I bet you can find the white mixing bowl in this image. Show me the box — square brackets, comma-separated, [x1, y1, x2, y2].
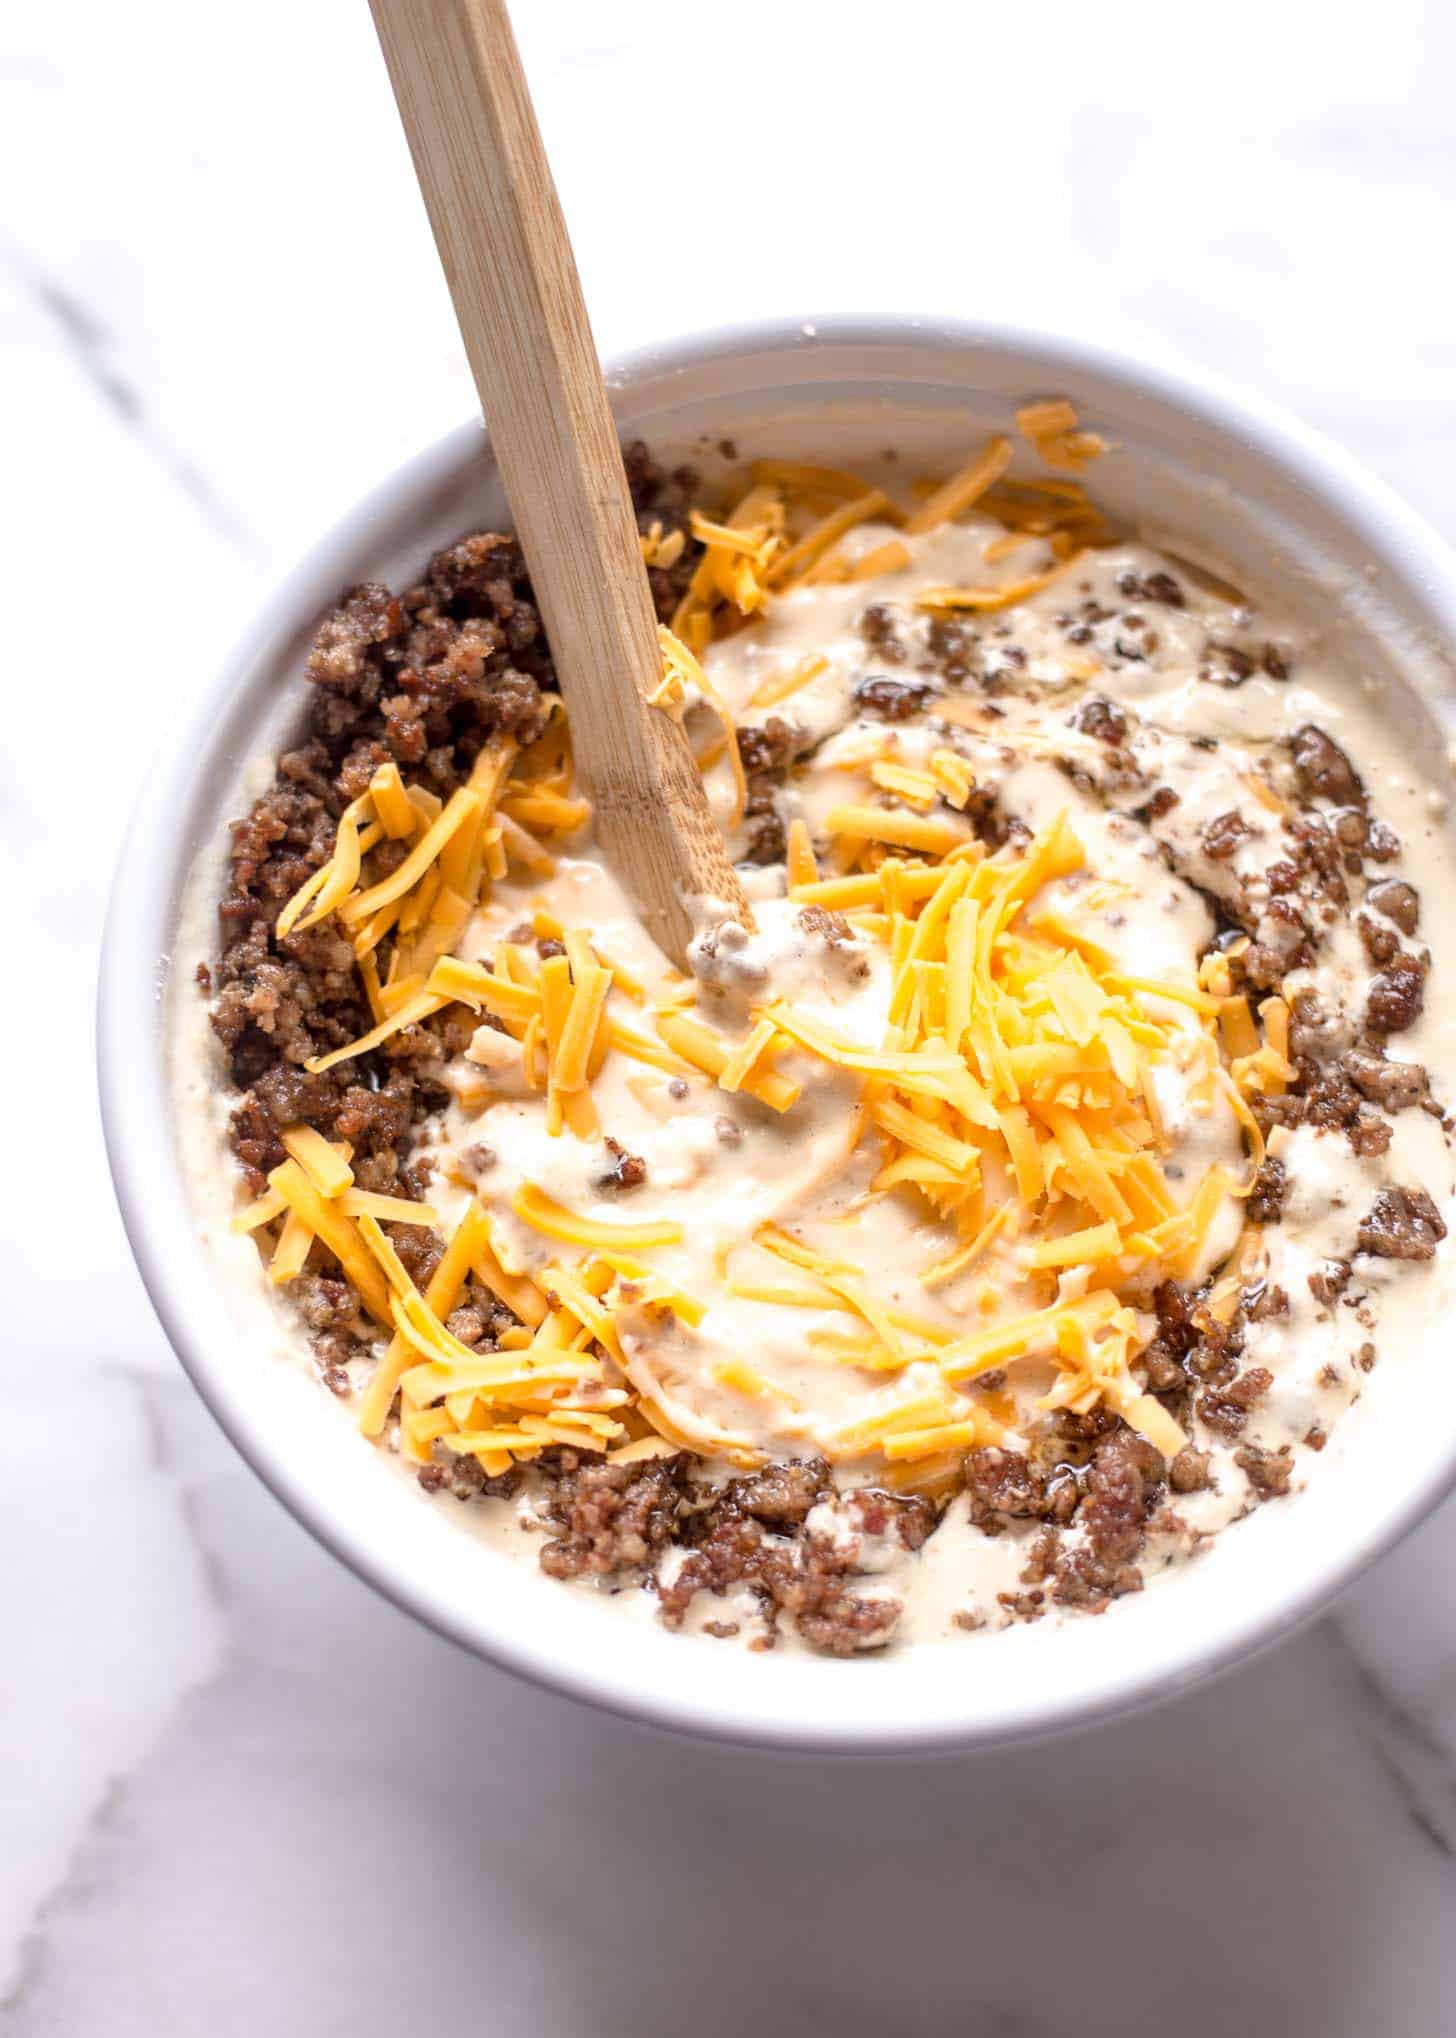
[100, 314, 1456, 1751]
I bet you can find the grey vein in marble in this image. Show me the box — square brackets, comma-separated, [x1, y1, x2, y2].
[15, 261, 256, 552]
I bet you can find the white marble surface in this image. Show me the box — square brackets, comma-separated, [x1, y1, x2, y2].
[6, 0, 1456, 2027]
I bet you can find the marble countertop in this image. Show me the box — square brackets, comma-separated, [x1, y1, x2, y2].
[7, 0, 1456, 2027]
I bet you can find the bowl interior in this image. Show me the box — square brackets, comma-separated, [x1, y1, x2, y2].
[105, 319, 1456, 1751]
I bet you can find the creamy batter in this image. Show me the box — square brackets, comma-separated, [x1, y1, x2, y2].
[177, 463, 1456, 1652]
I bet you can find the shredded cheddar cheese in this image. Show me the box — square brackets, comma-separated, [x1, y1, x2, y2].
[511, 1184, 684, 1251]
[1015, 396, 1109, 472]
[656, 626, 747, 826]
[904, 438, 1013, 536]
[749, 653, 829, 710]
[280, 1125, 354, 1199]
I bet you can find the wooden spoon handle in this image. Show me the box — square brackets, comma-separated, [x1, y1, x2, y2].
[367, 0, 751, 964]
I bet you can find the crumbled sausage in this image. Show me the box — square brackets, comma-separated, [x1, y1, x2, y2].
[1202, 810, 1251, 861]
[655, 1482, 931, 1655]
[1365, 879, 1420, 935]
[211, 520, 563, 1203]
[730, 1458, 830, 1525]
[858, 602, 908, 664]
[1135, 786, 1180, 822]
[1247, 1157, 1287, 1225]
[1365, 953, 1427, 1036]
[1332, 809, 1368, 854]
[1365, 817, 1402, 863]
[1288, 988, 1350, 1063]
[595, 1136, 647, 1191]
[1197, 1366, 1273, 1439]
[1169, 1447, 1212, 1493]
[852, 672, 936, 720]
[735, 715, 807, 867]
[1308, 1260, 1352, 1306]
[964, 1447, 1052, 1525]
[1357, 1186, 1447, 1261]
[1204, 642, 1256, 686]
[443, 1305, 489, 1348]
[1291, 724, 1363, 806]
[539, 1457, 690, 1578]
[1068, 695, 1129, 745]
[735, 717, 798, 775]
[1243, 896, 1314, 988]
[305, 584, 403, 691]
[1260, 1053, 1402, 1160]
[1235, 1443, 1294, 1498]
[1358, 913, 1400, 967]
[1349, 1114, 1393, 1157]
[926, 615, 975, 679]
[1246, 1281, 1290, 1321]
[1343, 1046, 1429, 1111]
[1051, 1430, 1166, 1607]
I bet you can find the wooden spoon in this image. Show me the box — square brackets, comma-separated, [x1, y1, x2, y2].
[367, 0, 753, 966]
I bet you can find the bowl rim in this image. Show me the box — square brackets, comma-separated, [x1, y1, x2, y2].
[99, 310, 1456, 1752]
